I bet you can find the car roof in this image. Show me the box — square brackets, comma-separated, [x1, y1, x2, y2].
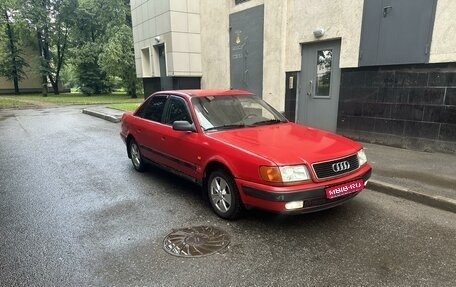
[153, 89, 254, 98]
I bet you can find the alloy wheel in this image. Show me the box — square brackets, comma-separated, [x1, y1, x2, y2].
[129, 140, 144, 172]
[210, 176, 232, 213]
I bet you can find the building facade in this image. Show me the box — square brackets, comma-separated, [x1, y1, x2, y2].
[0, 46, 42, 94]
[131, 0, 456, 153]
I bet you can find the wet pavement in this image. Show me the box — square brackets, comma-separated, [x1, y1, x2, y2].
[1, 106, 455, 286]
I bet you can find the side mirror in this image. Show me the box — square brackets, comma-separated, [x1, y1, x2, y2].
[172, 121, 196, 132]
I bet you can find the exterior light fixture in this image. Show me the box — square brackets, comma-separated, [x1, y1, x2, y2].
[313, 28, 325, 38]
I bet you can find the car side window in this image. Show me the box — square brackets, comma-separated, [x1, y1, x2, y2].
[164, 96, 192, 125]
[136, 95, 168, 123]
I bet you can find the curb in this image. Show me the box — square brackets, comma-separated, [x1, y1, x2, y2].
[368, 179, 456, 213]
[82, 109, 121, 123]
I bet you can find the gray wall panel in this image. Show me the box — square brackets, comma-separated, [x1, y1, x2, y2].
[359, 0, 437, 66]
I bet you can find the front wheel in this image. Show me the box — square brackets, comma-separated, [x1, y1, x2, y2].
[207, 170, 242, 220]
[129, 139, 145, 172]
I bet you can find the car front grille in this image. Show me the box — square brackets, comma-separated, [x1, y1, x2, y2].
[312, 154, 359, 179]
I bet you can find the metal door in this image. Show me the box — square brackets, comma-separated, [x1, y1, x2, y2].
[297, 40, 341, 132]
[229, 5, 264, 97]
[157, 45, 172, 90]
[359, 0, 437, 66]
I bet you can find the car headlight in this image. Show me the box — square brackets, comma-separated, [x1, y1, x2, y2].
[260, 165, 311, 183]
[357, 149, 367, 166]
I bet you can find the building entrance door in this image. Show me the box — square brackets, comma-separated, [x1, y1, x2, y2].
[297, 40, 341, 132]
[157, 44, 172, 90]
[296, 40, 340, 132]
[229, 5, 264, 97]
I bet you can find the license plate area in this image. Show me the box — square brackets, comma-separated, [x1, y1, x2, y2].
[325, 179, 364, 199]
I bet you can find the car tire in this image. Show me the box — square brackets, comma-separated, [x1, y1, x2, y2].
[129, 139, 145, 172]
[207, 169, 242, 220]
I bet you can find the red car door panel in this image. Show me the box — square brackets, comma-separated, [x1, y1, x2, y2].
[131, 118, 163, 163]
[160, 128, 202, 179]
[131, 94, 169, 164]
[157, 95, 201, 178]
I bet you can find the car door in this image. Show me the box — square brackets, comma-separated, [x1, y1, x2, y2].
[133, 94, 169, 163]
[160, 95, 202, 179]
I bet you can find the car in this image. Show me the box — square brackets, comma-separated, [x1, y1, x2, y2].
[120, 89, 372, 219]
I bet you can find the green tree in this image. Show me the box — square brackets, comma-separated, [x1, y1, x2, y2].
[61, 0, 139, 96]
[0, 0, 29, 94]
[99, 24, 138, 98]
[23, 0, 77, 95]
[72, 42, 111, 95]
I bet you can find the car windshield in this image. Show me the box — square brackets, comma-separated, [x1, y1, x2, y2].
[192, 95, 287, 131]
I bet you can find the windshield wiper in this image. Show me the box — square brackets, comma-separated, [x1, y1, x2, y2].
[249, 119, 285, 126]
[204, 124, 246, 131]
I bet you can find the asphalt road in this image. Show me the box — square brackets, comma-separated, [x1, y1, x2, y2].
[1, 106, 455, 287]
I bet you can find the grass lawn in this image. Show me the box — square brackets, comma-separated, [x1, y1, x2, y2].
[107, 102, 141, 111]
[0, 97, 37, 109]
[0, 92, 144, 109]
[18, 93, 144, 104]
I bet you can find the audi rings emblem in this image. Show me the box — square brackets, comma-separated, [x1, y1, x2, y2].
[332, 161, 350, 172]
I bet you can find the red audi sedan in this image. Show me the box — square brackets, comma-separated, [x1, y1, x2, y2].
[120, 89, 371, 219]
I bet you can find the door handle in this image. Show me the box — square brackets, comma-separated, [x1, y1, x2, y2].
[383, 6, 392, 17]
[306, 80, 313, 97]
[137, 128, 142, 133]
[243, 69, 249, 85]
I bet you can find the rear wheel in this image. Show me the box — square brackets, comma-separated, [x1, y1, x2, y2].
[129, 139, 145, 172]
[207, 170, 242, 220]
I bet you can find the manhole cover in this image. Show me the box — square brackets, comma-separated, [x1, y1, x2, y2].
[163, 226, 230, 258]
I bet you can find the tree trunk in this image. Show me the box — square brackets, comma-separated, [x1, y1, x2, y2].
[125, 72, 137, 98]
[130, 87, 137, 98]
[13, 78, 19, 95]
[50, 78, 59, 95]
[51, 28, 69, 96]
[41, 75, 48, 97]
[4, 10, 20, 94]
[40, 70, 48, 97]
[36, 31, 48, 97]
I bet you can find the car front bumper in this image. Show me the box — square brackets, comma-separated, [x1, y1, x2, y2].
[236, 165, 372, 213]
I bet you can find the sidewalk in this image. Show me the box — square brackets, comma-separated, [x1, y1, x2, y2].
[364, 142, 456, 213]
[82, 105, 124, 123]
[82, 105, 456, 213]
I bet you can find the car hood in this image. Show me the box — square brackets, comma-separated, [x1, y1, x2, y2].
[207, 123, 361, 165]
